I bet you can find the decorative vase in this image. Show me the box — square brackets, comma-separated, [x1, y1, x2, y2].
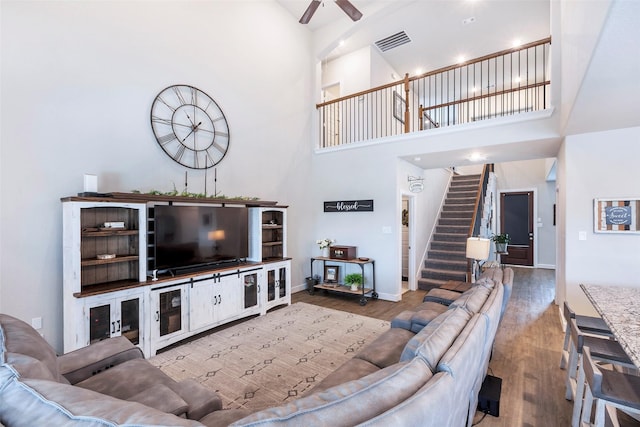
[495, 243, 508, 253]
[321, 247, 330, 258]
[350, 284, 359, 291]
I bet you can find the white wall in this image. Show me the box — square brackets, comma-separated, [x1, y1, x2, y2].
[321, 47, 371, 94]
[494, 159, 557, 268]
[0, 0, 314, 351]
[558, 126, 640, 316]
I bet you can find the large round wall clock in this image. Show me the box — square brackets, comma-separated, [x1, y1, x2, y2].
[150, 84, 230, 169]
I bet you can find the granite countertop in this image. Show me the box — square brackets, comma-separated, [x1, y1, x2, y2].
[581, 284, 640, 368]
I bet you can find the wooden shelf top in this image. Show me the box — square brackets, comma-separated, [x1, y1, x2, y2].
[62, 192, 285, 208]
[311, 256, 374, 264]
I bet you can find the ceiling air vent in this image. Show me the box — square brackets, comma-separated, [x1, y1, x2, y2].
[375, 31, 411, 52]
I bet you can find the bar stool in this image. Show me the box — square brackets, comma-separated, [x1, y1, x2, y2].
[560, 301, 613, 370]
[565, 318, 634, 402]
[574, 346, 640, 427]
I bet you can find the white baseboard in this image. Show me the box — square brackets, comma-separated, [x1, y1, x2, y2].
[536, 264, 556, 270]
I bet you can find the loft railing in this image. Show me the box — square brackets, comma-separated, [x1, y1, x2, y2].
[317, 37, 551, 148]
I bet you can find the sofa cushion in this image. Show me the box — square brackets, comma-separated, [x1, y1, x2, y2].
[5, 352, 59, 381]
[0, 365, 203, 426]
[358, 372, 458, 427]
[173, 378, 223, 420]
[436, 314, 487, 424]
[409, 305, 450, 333]
[201, 409, 254, 427]
[422, 288, 462, 305]
[75, 357, 221, 419]
[449, 285, 492, 314]
[127, 383, 190, 416]
[311, 357, 380, 394]
[354, 327, 415, 368]
[400, 307, 472, 371]
[390, 310, 414, 330]
[0, 314, 66, 383]
[230, 357, 433, 427]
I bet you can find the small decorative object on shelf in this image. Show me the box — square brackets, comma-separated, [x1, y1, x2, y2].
[344, 273, 363, 291]
[316, 238, 334, 257]
[491, 233, 510, 253]
[330, 245, 357, 260]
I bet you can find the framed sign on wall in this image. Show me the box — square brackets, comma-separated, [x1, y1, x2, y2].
[594, 198, 640, 233]
[324, 200, 374, 213]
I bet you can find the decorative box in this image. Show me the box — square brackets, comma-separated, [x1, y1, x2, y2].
[330, 245, 357, 260]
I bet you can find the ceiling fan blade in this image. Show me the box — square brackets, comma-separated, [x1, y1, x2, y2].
[335, 0, 363, 22]
[299, 0, 321, 24]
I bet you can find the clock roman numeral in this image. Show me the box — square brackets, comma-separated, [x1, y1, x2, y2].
[151, 115, 172, 126]
[173, 144, 186, 162]
[190, 87, 197, 105]
[173, 87, 187, 106]
[158, 133, 177, 145]
[156, 95, 176, 113]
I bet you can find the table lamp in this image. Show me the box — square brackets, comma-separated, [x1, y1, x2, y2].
[466, 237, 490, 282]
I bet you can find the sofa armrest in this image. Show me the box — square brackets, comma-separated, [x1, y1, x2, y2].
[57, 336, 144, 384]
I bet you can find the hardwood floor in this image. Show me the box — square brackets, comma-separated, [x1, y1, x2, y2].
[293, 267, 572, 426]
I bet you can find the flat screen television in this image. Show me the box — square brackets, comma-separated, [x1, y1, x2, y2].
[154, 205, 249, 272]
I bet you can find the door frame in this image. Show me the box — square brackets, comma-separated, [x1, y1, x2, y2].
[400, 191, 417, 291]
[498, 187, 537, 267]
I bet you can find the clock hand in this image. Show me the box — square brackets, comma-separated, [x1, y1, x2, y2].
[180, 122, 202, 143]
[184, 111, 196, 126]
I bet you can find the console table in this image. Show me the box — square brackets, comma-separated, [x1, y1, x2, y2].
[309, 257, 378, 306]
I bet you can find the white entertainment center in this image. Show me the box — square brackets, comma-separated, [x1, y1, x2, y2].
[62, 194, 290, 358]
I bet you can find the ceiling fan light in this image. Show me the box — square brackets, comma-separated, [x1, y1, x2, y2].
[299, 0, 321, 24]
[335, 0, 363, 22]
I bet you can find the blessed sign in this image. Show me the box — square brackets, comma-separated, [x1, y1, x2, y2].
[324, 200, 374, 213]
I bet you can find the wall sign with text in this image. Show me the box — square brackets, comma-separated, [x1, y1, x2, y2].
[324, 200, 374, 213]
[594, 198, 640, 233]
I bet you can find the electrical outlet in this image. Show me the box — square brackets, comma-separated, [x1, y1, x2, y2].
[32, 317, 42, 330]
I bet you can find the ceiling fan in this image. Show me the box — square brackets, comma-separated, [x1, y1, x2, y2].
[299, 0, 363, 24]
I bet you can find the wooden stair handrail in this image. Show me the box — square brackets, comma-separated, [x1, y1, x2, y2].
[466, 164, 493, 281]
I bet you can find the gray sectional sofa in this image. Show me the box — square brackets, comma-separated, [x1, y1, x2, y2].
[0, 267, 513, 426]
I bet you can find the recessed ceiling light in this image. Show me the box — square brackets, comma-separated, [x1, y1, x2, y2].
[339, 40, 345, 47]
[415, 68, 423, 75]
[457, 55, 466, 64]
[512, 38, 522, 47]
[414, 156, 422, 161]
[467, 153, 487, 162]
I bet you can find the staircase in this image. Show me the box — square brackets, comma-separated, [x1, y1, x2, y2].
[418, 174, 482, 290]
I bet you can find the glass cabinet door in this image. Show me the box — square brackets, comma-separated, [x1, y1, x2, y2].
[267, 269, 276, 302]
[89, 304, 112, 344]
[277, 267, 287, 299]
[159, 289, 182, 337]
[244, 273, 258, 309]
[119, 298, 140, 345]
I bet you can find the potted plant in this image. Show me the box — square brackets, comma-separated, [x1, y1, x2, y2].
[491, 233, 510, 253]
[344, 273, 363, 291]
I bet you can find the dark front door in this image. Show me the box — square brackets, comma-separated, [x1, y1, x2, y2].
[500, 191, 534, 266]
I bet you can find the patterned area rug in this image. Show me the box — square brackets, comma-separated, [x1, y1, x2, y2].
[150, 302, 389, 412]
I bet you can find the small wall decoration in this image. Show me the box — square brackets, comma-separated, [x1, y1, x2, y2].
[393, 91, 405, 123]
[324, 200, 374, 213]
[594, 198, 640, 233]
